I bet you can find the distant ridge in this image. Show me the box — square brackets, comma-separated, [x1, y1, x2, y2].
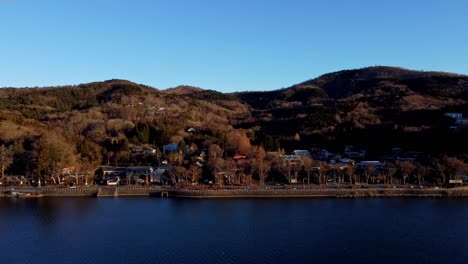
[235, 66, 468, 109]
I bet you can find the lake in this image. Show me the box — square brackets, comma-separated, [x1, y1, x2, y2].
[0, 198, 467, 264]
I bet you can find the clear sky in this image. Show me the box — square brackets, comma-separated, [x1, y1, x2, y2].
[1, 0, 467, 92]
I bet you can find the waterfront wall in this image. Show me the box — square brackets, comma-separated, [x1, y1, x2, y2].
[0, 187, 159, 198]
[1, 186, 468, 198]
[167, 187, 468, 199]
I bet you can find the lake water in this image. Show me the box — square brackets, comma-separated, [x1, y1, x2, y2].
[0, 198, 467, 264]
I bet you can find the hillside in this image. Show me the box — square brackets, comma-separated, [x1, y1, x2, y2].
[233, 66, 468, 154]
[0, 66, 467, 180]
[236, 66, 468, 109]
[0, 79, 251, 177]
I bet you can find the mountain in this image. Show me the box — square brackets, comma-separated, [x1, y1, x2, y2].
[0, 66, 467, 171]
[232, 66, 468, 154]
[0, 79, 249, 146]
[236, 66, 468, 109]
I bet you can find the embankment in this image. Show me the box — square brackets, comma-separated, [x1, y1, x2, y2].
[1, 186, 468, 199]
[167, 187, 468, 199]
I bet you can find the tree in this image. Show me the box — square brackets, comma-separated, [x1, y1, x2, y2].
[362, 165, 377, 184]
[206, 144, 228, 185]
[312, 160, 329, 185]
[226, 159, 238, 185]
[37, 133, 77, 185]
[291, 162, 302, 184]
[384, 162, 398, 185]
[329, 166, 341, 184]
[342, 164, 356, 184]
[281, 159, 293, 184]
[398, 161, 416, 184]
[444, 157, 464, 181]
[414, 163, 429, 185]
[174, 165, 187, 185]
[208, 157, 226, 186]
[301, 156, 314, 184]
[433, 158, 447, 184]
[77, 140, 102, 185]
[187, 165, 202, 184]
[252, 146, 270, 186]
[226, 130, 251, 154]
[0, 144, 14, 181]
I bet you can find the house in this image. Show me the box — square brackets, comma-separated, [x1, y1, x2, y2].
[345, 150, 365, 158]
[338, 158, 355, 165]
[457, 173, 468, 183]
[163, 143, 178, 153]
[445, 112, 463, 120]
[281, 155, 303, 166]
[356, 161, 384, 169]
[143, 147, 157, 154]
[158, 164, 173, 171]
[293, 150, 311, 156]
[99, 167, 127, 179]
[126, 166, 154, 184]
[445, 113, 467, 128]
[126, 166, 154, 175]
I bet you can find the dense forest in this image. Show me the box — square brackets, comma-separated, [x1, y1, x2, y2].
[0, 66, 467, 186]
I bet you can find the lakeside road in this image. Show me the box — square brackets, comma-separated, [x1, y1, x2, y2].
[1, 186, 468, 198]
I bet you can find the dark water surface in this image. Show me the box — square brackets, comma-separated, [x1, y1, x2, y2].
[0, 198, 467, 264]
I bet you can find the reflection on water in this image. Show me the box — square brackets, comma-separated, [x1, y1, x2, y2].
[0, 198, 467, 264]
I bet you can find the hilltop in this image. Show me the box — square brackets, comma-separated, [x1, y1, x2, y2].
[235, 66, 468, 109]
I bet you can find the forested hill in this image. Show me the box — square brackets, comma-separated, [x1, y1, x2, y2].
[235, 66, 468, 109]
[232, 66, 468, 155]
[0, 79, 251, 177]
[0, 66, 467, 178]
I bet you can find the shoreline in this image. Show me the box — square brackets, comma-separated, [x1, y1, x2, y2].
[1, 186, 468, 199]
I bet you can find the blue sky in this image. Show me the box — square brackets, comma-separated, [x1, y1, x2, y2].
[1, 0, 467, 92]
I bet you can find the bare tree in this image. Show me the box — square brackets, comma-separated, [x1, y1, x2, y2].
[187, 165, 202, 185]
[281, 159, 293, 184]
[312, 160, 329, 185]
[0, 144, 14, 182]
[398, 161, 416, 184]
[37, 133, 77, 185]
[384, 162, 398, 185]
[252, 146, 270, 186]
[444, 157, 464, 181]
[174, 165, 187, 185]
[433, 159, 447, 184]
[342, 164, 356, 184]
[301, 156, 314, 184]
[414, 163, 429, 185]
[208, 144, 229, 185]
[362, 165, 377, 184]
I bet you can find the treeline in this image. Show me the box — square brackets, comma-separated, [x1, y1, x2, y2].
[168, 148, 466, 187]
